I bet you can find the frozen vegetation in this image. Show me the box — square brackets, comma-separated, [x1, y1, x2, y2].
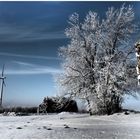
[57, 4, 137, 115]
[0, 112, 140, 139]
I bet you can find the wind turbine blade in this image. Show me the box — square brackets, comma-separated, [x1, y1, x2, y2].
[3, 80, 6, 87]
[2, 64, 5, 77]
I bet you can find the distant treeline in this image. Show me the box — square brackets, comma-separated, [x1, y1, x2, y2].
[0, 107, 37, 114]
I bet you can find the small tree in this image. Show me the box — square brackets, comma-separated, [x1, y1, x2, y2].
[57, 4, 137, 115]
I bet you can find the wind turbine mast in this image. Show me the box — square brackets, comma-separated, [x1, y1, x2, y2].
[0, 64, 6, 108]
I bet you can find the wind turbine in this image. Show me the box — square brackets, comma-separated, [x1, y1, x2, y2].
[0, 65, 6, 108]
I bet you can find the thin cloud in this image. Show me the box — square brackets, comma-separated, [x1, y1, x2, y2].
[5, 69, 62, 75]
[0, 24, 66, 42]
[0, 52, 62, 60]
[4, 61, 63, 75]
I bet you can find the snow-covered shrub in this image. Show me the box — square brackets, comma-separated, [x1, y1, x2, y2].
[38, 96, 78, 113]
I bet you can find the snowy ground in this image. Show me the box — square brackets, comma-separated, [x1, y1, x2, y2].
[0, 112, 140, 139]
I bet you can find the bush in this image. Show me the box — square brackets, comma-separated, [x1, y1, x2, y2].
[38, 96, 78, 113]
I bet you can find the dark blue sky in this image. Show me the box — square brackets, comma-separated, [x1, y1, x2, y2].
[0, 1, 140, 108]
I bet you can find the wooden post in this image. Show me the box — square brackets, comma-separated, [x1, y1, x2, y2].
[37, 107, 40, 115]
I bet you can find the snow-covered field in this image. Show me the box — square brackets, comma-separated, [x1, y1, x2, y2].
[0, 112, 140, 139]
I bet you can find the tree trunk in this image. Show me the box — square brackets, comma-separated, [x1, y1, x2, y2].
[86, 98, 92, 115]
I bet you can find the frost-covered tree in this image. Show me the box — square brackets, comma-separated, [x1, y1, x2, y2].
[57, 5, 137, 115]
